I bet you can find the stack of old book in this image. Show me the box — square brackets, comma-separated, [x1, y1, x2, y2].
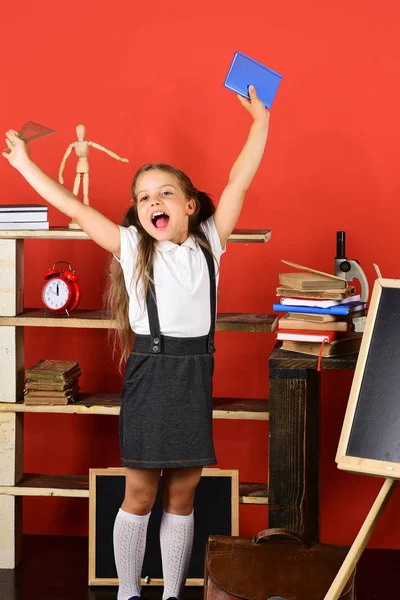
[272, 260, 367, 357]
[24, 359, 82, 405]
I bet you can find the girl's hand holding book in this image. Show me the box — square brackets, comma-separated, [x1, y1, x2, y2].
[237, 85, 270, 129]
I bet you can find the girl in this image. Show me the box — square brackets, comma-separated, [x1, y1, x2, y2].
[3, 85, 270, 600]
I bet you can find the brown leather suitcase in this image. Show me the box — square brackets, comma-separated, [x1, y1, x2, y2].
[204, 528, 355, 600]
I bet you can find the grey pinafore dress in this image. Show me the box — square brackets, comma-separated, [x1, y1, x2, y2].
[119, 242, 217, 469]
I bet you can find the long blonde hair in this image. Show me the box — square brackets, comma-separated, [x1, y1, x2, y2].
[105, 164, 216, 368]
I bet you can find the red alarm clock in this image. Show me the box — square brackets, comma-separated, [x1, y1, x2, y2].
[41, 261, 80, 315]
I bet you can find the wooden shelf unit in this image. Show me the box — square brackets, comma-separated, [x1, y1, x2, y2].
[0, 229, 272, 568]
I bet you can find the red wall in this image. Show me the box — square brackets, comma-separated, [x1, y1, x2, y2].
[2, 1, 400, 548]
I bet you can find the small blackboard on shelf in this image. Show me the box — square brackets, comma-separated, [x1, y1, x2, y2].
[336, 279, 400, 478]
[89, 468, 239, 586]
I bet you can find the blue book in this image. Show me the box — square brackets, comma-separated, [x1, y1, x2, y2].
[223, 51, 282, 109]
[273, 301, 367, 316]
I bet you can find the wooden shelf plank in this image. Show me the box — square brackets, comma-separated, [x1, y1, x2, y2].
[0, 394, 269, 420]
[0, 310, 277, 332]
[0, 227, 89, 240]
[0, 474, 89, 497]
[216, 313, 277, 332]
[0, 309, 114, 329]
[239, 482, 269, 504]
[212, 398, 269, 420]
[0, 394, 121, 415]
[0, 227, 271, 244]
[0, 474, 268, 504]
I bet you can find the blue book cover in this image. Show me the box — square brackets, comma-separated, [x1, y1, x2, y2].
[273, 301, 366, 316]
[223, 51, 282, 109]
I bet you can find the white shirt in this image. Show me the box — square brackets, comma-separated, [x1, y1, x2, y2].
[118, 216, 226, 337]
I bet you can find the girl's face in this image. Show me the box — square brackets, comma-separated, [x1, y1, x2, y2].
[135, 170, 196, 244]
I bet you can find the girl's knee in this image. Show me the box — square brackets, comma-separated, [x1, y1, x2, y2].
[122, 469, 160, 515]
[161, 481, 198, 514]
[122, 483, 157, 514]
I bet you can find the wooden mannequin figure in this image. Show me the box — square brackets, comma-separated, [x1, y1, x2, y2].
[59, 124, 129, 229]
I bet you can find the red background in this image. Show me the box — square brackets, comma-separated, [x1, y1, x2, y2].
[1, 1, 400, 548]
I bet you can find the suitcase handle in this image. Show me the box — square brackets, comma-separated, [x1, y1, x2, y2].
[255, 528, 311, 548]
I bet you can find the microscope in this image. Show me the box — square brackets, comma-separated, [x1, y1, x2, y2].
[334, 231, 369, 332]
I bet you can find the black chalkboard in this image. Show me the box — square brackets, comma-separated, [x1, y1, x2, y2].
[337, 282, 400, 475]
[90, 469, 237, 584]
[346, 287, 400, 462]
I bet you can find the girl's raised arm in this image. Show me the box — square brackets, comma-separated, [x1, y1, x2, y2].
[214, 86, 270, 248]
[2, 130, 122, 257]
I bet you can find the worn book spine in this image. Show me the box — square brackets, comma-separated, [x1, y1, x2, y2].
[276, 286, 356, 300]
[25, 362, 82, 382]
[278, 272, 347, 291]
[25, 387, 79, 398]
[285, 312, 346, 323]
[25, 359, 80, 374]
[278, 318, 350, 332]
[24, 396, 75, 406]
[25, 371, 82, 383]
[281, 336, 362, 356]
[25, 378, 80, 391]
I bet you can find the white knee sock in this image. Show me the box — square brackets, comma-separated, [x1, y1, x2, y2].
[113, 507, 151, 600]
[160, 510, 195, 600]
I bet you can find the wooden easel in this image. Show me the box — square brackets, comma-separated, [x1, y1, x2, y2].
[324, 478, 397, 599]
[325, 264, 396, 599]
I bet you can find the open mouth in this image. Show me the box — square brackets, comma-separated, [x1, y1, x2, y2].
[151, 211, 170, 230]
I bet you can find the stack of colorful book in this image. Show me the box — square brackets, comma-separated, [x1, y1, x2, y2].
[0, 204, 49, 230]
[272, 261, 367, 357]
[24, 359, 82, 405]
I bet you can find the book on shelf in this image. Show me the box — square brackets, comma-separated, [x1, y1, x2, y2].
[278, 271, 346, 291]
[0, 204, 48, 212]
[279, 295, 360, 309]
[0, 212, 48, 223]
[278, 317, 351, 332]
[273, 301, 367, 316]
[24, 394, 78, 406]
[25, 359, 82, 383]
[279, 260, 346, 291]
[280, 334, 363, 357]
[25, 378, 79, 391]
[24, 384, 79, 405]
[276, 286, 356, 300]
[0, 221, 49, 230]
[285, 311, 366, 323]
[25, 386, 79, 398]
[276, 329, 346, 343]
